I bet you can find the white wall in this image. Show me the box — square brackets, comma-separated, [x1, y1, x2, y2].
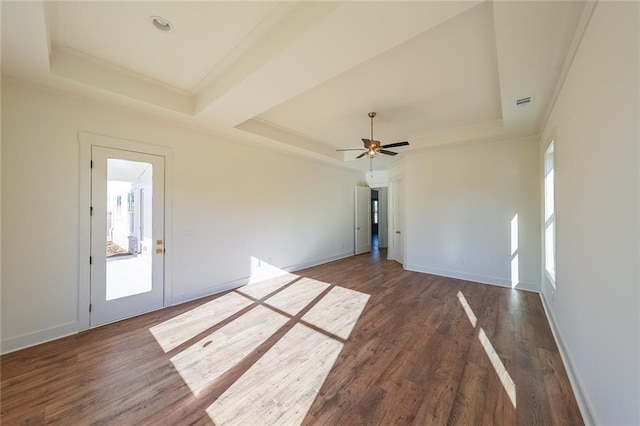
[1, 79, 362, 352]
[403, 137, 541, 291]
[0, 68, 3, 349]
[539, 2, 639, 425]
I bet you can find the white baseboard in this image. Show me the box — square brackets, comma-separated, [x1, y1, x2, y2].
[284, 251, 353, 273]
[171, 276, 250, 305]
[539, 292, 597, 425]
[1, 321, 78, 355]
[404, 263, 539, 292]
[171, 251, 354, 306]
[1, 252, 355, 354]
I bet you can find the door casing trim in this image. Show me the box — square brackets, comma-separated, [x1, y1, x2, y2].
[79, 132, 174, 331]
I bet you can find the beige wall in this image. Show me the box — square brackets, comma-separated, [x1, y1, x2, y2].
[1, 79, 362, 352]
[403, 137, 541, 291]
[539, 2, 639, 424]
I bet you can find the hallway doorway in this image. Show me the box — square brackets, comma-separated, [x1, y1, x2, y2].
[371, 189, 379, 252]
[370, 187, 388, 256]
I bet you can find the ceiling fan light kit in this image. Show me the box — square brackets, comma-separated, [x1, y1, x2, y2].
[337, 112, 410, 162]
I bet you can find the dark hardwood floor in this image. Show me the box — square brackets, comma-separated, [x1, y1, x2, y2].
[1, 249, 583, 425]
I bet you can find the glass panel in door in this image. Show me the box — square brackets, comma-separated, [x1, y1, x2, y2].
[106, 159, 153, 300]
[90, 146, 165, 327]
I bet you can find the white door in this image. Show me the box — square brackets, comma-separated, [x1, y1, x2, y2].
[90, 146, 165, 326]
[355, 186, 371, 255]
[390, 180, 404, 264]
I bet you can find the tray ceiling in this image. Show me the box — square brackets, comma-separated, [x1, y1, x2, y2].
[1, 1, 589, 171]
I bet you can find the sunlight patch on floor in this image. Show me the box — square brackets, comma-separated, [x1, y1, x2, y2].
[206, 323, 343, 425]
[478, 328, 517, 408]
[302, 286, 370, 340]
[458, 290, 516, 408]
[456, 291, 477, 328]
[150, 256, 370, 424]
[237, 272, 299, 300]
[149, 292, 253, 352]
[170, 304, 288, 396]
[263, 277, 329, 316]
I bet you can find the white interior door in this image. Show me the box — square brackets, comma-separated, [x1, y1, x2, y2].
[390, 180, 404, 264]
[355, 186, 372, 255]
[90, 146, 165, 326]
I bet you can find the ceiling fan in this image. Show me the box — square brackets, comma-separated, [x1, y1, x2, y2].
[337, 112, 410, 158]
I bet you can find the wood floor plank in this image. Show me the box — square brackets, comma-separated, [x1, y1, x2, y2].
[170, 304, 289, 396]
[1, 249, 583, 425]
[148, 291, 254, 352]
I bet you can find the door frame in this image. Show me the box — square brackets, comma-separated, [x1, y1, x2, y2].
[79, 132, 173, 331]
[387, 178, 404, 265]
[354, 186, 372, 255]
[370, 186, 388, 248]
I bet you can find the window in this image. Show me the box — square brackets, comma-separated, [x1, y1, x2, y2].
[373, 200, 379, 225]
[544, 142, 556, 285]
[127, 192, 135, 213]
[116, 195, 122, 217]
[128, 192, 135, 235]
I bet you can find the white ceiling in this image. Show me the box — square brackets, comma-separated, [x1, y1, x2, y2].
[108, 158, 152, 184]
[255, 2, 501, 156]
[48, 1, 286, 93]
[1, 1, 590, 172]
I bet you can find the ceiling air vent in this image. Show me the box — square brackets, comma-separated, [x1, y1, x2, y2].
[515, 96, 532, 107]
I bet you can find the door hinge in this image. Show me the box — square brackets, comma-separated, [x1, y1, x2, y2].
[89, 256, 92, 265]
[90, 206, 93, 216]
[90, 160, 93, 168]
[89, 304, 92, 313]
